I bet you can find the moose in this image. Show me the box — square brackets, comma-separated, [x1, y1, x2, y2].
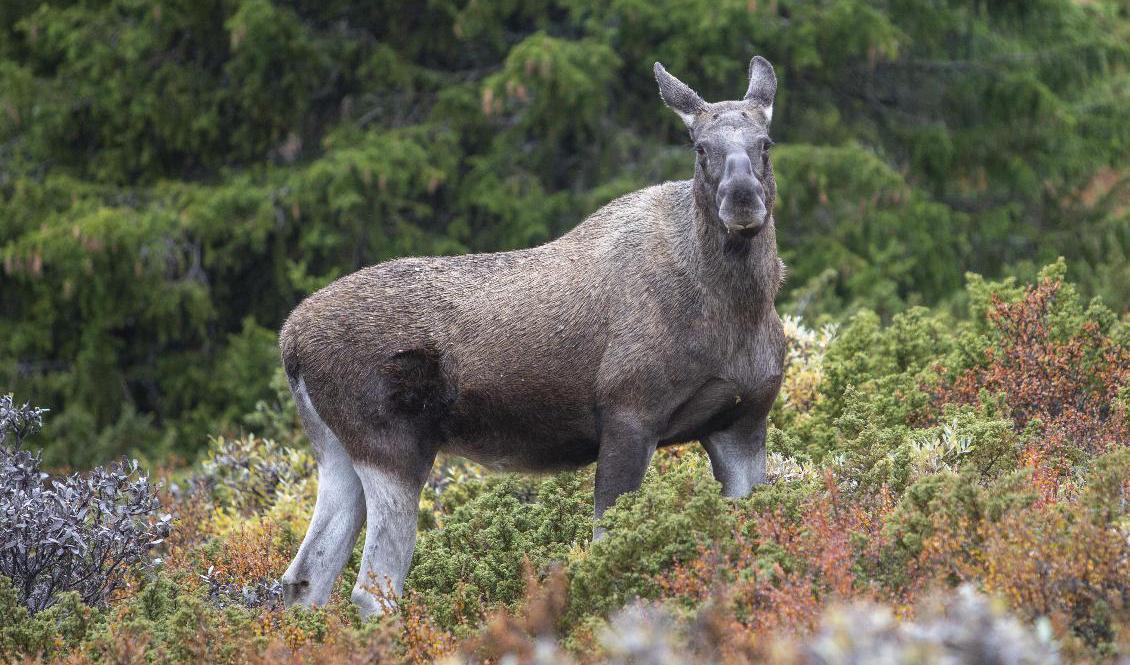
[279, 55, 786, 617]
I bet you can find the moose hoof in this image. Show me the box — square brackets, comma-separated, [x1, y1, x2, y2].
[351, 587, 392, 620]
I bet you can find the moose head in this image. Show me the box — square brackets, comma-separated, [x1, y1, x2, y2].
[655, 57, 777, 238]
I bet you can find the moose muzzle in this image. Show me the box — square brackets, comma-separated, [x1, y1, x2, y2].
[717, 152, 767, 236]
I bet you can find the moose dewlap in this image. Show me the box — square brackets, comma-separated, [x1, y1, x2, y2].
[278, 55, 786, 618]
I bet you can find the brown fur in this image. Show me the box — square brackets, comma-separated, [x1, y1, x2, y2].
[280, 56, 786, 521]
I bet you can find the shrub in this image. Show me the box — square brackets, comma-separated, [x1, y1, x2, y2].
[934, 267, 1129, 493]
[407, 472, 591, 631]
[882, 470, 1037, 580]
[197, 524, 287, 610]
[658, 472, 894, 635]
[780, 307, 951, 462]
[0, 577, 101, 662]
[566, 451, 735, 626]
[0, 394, 48, 447]
[189, 434, 316, 516]
[0, 396, 171, 614]
[775, 315, 838, 423]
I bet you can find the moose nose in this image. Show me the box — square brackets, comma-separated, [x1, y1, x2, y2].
[718, 154, 767, 234]
[724, 152, 753, 179]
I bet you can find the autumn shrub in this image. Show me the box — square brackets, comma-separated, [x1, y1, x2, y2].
[933, 263, 1130, 493]
[882, 470, 1037, 582]
[656, 472, 894, 636]
[453, 563, 573, 664]
[197, 522, 289, 610]
[974, 500, 1128, 655]
[880, 450, 1129, 654]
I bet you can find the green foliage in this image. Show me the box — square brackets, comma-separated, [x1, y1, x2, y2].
[883, 470, 1037, 565]
[407, 472, 591, 631]
[566, 452, 736, 625]
[0, 579, 100, 662]
[777, 305, 951, 462]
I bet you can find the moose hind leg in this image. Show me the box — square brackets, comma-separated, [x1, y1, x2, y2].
[281, 379, 366, 607]
[350, 447, 432, 619]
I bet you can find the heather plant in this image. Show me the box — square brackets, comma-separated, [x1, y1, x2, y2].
[0, 397, 172, 614]
[934, 265, 1130, 495]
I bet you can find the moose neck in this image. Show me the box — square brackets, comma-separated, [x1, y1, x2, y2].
[682, 176, 781, 315]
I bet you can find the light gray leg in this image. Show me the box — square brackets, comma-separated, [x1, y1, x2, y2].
[281, 379, 366, 607]
[702, 415, 767, 498]
[350, 460, 429, 619]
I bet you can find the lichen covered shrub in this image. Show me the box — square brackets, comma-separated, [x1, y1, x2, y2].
[0, 395, 171, 615]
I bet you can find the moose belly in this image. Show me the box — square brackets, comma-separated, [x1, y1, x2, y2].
[442, 389, 600, 472]
[441, 378, 747, 469]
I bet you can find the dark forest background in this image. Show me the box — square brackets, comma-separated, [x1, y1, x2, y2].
[2, 0, 1128, 466]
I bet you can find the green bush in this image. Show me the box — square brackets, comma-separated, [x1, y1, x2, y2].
[566, 451, 735, 625]
[407, 472, 591, 631]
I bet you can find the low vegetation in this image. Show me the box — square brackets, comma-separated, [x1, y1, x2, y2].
[2, 263, 1126, 663]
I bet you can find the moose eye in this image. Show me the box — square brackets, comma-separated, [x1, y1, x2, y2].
[694, 144, 706, 156]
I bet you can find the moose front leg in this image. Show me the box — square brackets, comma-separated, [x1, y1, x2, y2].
[702, 414, 768, 498]
[593, 411, 657, 539]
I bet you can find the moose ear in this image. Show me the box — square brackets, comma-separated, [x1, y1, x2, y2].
[654, 62, 707, 129]
[744, 56, 777, 122]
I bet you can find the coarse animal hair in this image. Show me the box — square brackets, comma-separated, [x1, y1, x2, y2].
[279, 55, 786, 618]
